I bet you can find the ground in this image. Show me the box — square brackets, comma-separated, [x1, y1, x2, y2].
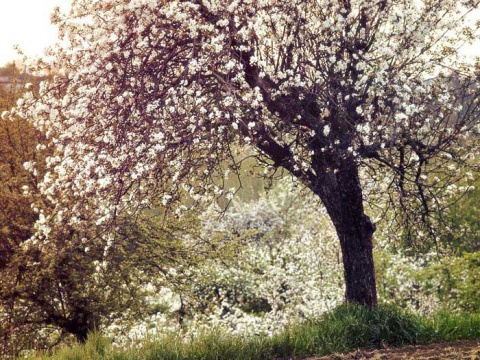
[293, 340, 480, 359]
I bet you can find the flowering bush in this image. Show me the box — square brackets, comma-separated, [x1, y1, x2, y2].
[183, 179, 344, 336]
[101, 178, 344, 343]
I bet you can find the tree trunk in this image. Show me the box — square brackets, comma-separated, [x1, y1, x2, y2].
[312, 157, 377, 306]
[64, 320, 91, 343]
[63, 310, 96, 343]
[71, 325, 89, 344]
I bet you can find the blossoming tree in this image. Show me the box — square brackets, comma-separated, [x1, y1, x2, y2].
[0, 69, 205, 351]
[17, 0, 480, 307]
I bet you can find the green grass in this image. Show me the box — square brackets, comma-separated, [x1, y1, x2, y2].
[24, 304, 480, 360]
[424, 310, 480, 342]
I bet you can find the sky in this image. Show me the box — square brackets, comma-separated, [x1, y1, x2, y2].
[0, 0, 72, 66]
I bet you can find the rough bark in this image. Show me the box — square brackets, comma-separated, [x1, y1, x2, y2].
[312, 158, 377, 306]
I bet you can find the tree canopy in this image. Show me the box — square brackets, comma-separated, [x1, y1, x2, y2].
[13, 0, 480, 306]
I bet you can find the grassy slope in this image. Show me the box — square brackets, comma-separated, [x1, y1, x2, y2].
[25, 305, 480, 360]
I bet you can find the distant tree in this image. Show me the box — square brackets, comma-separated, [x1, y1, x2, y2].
[0, 85, 40, 268]
[0, 62, 20, 77]
[0, 71, 48, 357]
[19, 0, 480, 308]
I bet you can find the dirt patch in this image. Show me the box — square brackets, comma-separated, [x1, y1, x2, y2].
[293, 340, 480, 360]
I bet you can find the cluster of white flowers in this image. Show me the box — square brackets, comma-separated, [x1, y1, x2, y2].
[105, 178, 344, 345]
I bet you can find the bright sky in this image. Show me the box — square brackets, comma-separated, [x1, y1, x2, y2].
[0, 0, 72, 66]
